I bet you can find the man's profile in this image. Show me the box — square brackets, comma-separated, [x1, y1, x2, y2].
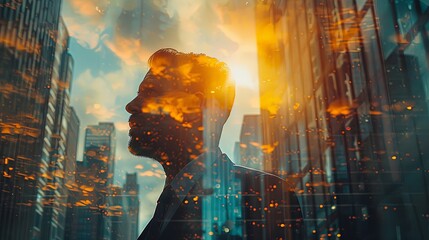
[126, 48, 302, 239]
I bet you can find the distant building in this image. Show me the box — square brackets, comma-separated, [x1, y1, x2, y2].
[64, 161, 93, 240]
[66, 171, 140, 240]
[106, 173, 140, 240]
[123, 173, 140, 240]
[65, 122, 116, 240]
[256, 0, 429, 239]
[238, 115, 263, 170]
[109, 185, 128, 240]
[0, 1, 66, 239]
[83, 122, 116, 187]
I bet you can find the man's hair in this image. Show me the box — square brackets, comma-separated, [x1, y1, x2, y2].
[147, 48, 235, 116]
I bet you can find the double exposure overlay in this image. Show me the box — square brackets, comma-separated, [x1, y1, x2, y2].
[1, 0, 429, 240]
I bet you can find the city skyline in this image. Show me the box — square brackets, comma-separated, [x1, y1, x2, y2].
[0, 0, 143, 237]
[2, 0, 429, 239]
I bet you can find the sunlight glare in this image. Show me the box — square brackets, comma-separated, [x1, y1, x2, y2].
[228, 63, 257, 89]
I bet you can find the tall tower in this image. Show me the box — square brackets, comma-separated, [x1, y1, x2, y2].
[123, 172, 140, 240]
[256, 0, 429, 239]
[0, 1, 64, 239]
[40, 17, 74, 240]
[109, 185, 128, 240]
[66, 122, 116, 240]
[83, 122, 116, 187]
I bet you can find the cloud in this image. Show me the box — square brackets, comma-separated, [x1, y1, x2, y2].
[68, 0, 107, 17]
[73, 63, 142, 120]
[62, 16, 103, 49]
[62, 0, 112, 49]
[104, 36, 151, 66]
[115, 121, 129, 132]
[64, 0, 256, 63]
[139, 170, 164, 178]
[135, 164, 144, 170]
[85, 103, 116, 120]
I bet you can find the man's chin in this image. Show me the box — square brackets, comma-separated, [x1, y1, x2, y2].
[128, 140, 155, 158]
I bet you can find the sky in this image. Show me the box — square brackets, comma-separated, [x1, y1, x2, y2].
[61, 0, 260, 230]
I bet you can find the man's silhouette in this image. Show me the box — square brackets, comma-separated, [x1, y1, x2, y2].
[126, 48, 302, 239]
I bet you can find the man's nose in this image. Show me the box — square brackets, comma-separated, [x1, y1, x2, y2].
[126, 97, 141, 114]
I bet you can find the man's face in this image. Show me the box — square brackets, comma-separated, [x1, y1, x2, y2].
[126, 71, 204, 161]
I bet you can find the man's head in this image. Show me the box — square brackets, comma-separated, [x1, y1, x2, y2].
[126, 48, 235, 164]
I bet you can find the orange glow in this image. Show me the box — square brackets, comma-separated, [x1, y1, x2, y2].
[75, 200, 92, 207]
[104, 35, 150, 65]
[41, 172, 53, 180]
[79, 185, 94, 192]
[140, 93, 201, 123]
[327, 99, 355, 117]
[261, 142, 279, 154]
[0, 36, 41, 54]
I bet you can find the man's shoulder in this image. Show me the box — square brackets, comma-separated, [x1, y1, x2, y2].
[230, 164, 296, 192]
[232, 164, 281, 181]
[221, 154, 295, 191]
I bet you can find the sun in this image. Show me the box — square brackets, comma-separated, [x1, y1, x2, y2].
[228, 63, 258, 89]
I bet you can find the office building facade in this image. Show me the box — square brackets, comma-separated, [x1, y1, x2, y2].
[256, 0, 429, 239]
[83, 122, 116, 187]
[39, 17, 74, 240]
[0, 1, 64, 239]
[65, 122, 116, 240]
[123, 172, 140, 240]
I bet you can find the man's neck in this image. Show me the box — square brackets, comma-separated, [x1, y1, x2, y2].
[159, 146, 220, 186]
[159, 150, 200, 186]
[162, 162, 187, 186]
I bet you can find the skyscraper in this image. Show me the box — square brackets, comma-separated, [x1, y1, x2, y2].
[0, 1, 64, 239]
[83, 122, 116, 187]
[256, 0, 429, 239]
[65, 122, 116, 240]
[123, 172, 140, 240]
[105, 174, 140, 240]
[40, 17, 74, 240]
[109, 185, 128, 240]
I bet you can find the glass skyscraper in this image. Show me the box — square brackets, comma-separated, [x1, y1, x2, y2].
[256, 0, 429, 239]
[65, 122, 116, 240]
[39, 17, 74, 240]
[0, 1, 65, 239]
[123, 172, 140, 240]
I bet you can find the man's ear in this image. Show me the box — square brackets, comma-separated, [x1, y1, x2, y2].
[194, 91, 205, 109]
[181, 91, 204, 124]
